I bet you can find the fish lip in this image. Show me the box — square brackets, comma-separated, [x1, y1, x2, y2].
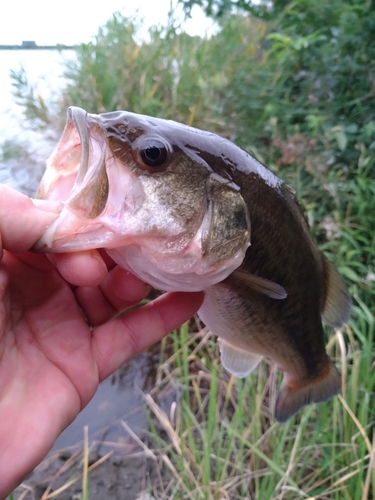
[68, 106, 90, 183]
[31, 202, 120, 253]
[32, 223, 116, 253]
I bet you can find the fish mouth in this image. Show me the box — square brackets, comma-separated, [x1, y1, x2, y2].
[33, 107, 128, 252]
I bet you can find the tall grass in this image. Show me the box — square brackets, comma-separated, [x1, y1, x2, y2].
[144, 315, 374, 499]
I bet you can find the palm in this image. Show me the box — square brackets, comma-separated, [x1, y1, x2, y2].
[0, 252, 104, 493]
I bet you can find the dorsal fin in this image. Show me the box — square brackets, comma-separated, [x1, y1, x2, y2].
[219, 339, 263, 378]
[226, 270, 287, 300]
[322, 256, 351, 328]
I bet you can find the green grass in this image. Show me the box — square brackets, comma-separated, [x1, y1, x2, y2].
[144, 315, 375, 499]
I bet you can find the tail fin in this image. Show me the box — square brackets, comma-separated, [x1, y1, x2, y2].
[274, 360, 341, 423]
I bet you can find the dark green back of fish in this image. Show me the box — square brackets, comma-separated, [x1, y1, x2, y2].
[196, 146, 350, 422]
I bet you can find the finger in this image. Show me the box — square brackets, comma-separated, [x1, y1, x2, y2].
[100, 266, 151, 310]
[0, 185, 61, 253]
[52, 251, 108, 287]
[93, 291, 204, 381]
[0, 266, 9, 341]
[75, 286, 117, 327]
[98, 248, 117, 271]
[75, 267, 151, 326]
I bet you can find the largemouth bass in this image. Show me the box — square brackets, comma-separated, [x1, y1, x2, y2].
[34, 107, 351, 422]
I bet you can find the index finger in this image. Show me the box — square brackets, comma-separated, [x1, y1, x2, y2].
[93, 291, 204, 381]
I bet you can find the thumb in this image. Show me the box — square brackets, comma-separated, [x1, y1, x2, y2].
[0, 185, 61, 254]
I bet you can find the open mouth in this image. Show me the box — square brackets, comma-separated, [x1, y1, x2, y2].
[32, 107, 114, 252]
[33, 107, 146, 254]
[36, 107, 108, 213]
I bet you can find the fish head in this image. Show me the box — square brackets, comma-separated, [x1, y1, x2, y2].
[34, 107, 250, 291]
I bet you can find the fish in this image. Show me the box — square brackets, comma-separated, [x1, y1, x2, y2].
[33, 106, 351, 423]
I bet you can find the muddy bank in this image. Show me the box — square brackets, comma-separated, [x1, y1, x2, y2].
[12, 348, 173, 500]
[13, 452, 160, 500]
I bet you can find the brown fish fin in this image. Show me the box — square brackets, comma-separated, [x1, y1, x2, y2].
[219, 339, 263, 378]
[274, 359, 341, 423]
[227, 270, 287, 300]
[322, 256, 351, 328]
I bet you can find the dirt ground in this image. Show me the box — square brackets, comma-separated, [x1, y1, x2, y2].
[11, 350, 169, 500]
[13, 451, 160, 500]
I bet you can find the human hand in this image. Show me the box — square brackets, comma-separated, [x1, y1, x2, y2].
[0, 185, 203, 498]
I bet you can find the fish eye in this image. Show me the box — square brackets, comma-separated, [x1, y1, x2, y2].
[139, 139, 168, 168]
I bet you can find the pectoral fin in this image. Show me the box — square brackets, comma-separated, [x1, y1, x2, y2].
[226, 270, 287, 300]
[322, 257, 351, 328]
[219, 339, 263, 378]
[274, 358, 341, 423]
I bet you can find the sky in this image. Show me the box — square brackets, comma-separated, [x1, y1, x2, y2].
[0, 0, 214, 45]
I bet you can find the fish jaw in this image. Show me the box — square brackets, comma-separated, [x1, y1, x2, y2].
[33, 189, 249, 291]
[32, 207, 126, 252]
[34, 107, 143, 251]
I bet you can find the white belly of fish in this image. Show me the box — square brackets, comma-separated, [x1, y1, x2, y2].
[107, 244, 247, 292]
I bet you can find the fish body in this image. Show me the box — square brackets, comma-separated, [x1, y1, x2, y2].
[34, 107, 351, 422]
